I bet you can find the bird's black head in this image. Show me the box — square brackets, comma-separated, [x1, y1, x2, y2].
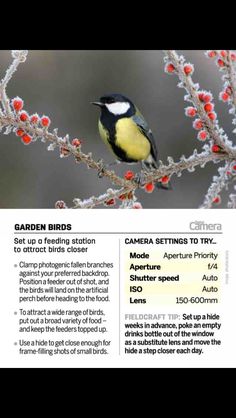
[92, 93, 135, 118]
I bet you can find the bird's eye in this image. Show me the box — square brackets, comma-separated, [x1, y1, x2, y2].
[105, 97, 115, 104]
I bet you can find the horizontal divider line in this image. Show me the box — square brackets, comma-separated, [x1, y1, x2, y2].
[14, 232, 223, 235]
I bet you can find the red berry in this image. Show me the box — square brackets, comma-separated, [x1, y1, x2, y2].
[161, 175, 170, 184]
[41, 115, 51, 127]
[124, 170, 135, 180]
[72, 138, 82, 147]
[105, 198, 115, 206]
[212, 196, 221, 204]
[198, 92, 205, 101]
[203, 93, 213, 103]
[225, 86, 232, 95]
[119, 193, 127, 200]
[145, 182, 155, 193]
[193, 119, 203, 130]
[185, 107, 197, 117]
[212, 144, 221, 153]
[16, 128, 24, 137]
[207, 50, 216, 58]
[217, 59, 225, 67]
[220, 91, 229, 102]
[204, 102, 214, 112]
[232, 164, 236, 171]
[132, 202, 142, 209]
[12, 97, 24, 112]
[220, 50, 227, 58]
[19, 111, 29, 122]
[165, 63, 175, 73]
[183, 64, 194, 75]
[230, 52, 236, 61]
[208, 112, 216, 121]
[30, 114, 39, 124]
[198, 130, 208, 141]
[21, 134, 32, 145]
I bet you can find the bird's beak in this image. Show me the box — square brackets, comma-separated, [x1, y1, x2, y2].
[91, 101, 104, 107]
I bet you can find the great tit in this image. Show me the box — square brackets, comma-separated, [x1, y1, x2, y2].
[92, 93, 158, 171]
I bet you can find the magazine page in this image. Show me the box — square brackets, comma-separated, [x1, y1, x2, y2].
[0, 50, 235, 368]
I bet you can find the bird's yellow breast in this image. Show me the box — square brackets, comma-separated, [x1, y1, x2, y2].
[115, 118, 150, 161]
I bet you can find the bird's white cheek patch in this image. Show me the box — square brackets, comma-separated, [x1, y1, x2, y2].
[106, 102, 130, 115]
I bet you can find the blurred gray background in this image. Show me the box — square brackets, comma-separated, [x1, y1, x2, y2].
[0, 50, 233, 208]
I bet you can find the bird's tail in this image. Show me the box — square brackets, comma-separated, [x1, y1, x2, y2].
[142, 158, 172, 190]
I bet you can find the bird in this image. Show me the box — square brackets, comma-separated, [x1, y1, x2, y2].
[92, 93, 170, 189]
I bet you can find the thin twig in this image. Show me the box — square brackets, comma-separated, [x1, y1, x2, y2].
[72, 150, 230, 208]
[227, 52, 236, 112]
[228, 185, 236, 208]
[0, 113, 128, 188]
[72, 188, 126, 208]
[201, 161, 232, 208]
[1, 111, 233, 195]
[0, 50, 28, 114]
[166, 50, 234, 155]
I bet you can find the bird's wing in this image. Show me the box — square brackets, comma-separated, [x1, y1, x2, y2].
[132, 111, 158, 163]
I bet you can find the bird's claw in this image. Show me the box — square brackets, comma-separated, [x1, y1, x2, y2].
[134, 172, 145, 188]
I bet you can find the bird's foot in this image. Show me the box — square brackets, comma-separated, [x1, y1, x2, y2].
[134, 172, 145, 188]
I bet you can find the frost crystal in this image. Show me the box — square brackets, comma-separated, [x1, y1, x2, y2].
[11, 50, 28, 62]
[4, 126, 12, 135]
[47, 143, 57, 151]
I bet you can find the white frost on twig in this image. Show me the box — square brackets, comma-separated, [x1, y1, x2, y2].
[228, 185, 236, 208]
[0, 50, 28, 114]
[201, 162, 232, 208]
[165, 50, 235, 155]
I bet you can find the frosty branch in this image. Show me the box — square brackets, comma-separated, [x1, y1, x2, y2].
[0, 50, 236, 208]
[164, 49, 236, 208]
